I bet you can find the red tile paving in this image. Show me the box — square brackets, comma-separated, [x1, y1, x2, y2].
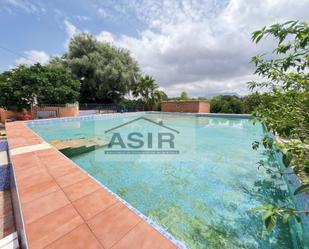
[45, 224, 103, 249]
[111, 221, 177, 249]
[26, 204, 84, 249]
[23, 190, 70, 224]
[73, 188, 117, 220]
[87, 202, 142, 248]
[55, 170, 88, 188]
[63, 178, 101, 202]
[5, 121, 178, 249]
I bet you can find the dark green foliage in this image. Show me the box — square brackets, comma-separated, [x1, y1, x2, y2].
[242, 92, 264, 114]
[249, 21, 309, 230]
[58, 33, 140, 103]
[210, 95, 244, 114]
[168, 91, 191, 101]
[0, 64, 80, 111]
[132, 75, 168, 111]
[249, 21, 309, 173]
[209, 93, 264, 114]
[179, 91, 190, 100]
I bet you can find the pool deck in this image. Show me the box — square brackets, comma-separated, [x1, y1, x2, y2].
[6, 121, 177, 249]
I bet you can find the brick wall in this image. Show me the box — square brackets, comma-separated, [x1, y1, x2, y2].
[31, 105, 79, 119]
[161, 101, 210, 113]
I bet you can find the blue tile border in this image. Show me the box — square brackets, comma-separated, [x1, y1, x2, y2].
[0, 140, 8, 152]
[275, 150, 309, 246]
[25, 111, 252, 128]
[149, 111, 253, 119]
[0, 164, 10, 191]
[265, 131, 309, 246]
[25, 112, 143, 127]
[0, 140, 10, 191]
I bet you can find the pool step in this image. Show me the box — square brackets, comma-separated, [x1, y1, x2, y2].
[49, 138, 110, 157]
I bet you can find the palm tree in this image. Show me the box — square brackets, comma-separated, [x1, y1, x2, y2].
[132, 75, 167, 111]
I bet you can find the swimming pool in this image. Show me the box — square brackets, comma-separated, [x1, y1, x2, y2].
[29, 113, 307, 249]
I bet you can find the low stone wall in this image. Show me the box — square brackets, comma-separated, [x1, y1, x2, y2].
[1, 105, 79, 124]
[161, 101, 210, 113]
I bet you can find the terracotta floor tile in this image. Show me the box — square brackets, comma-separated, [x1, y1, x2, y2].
[19, 178, 60, 204]
[23, 190, 70, 224]
[45, 224, 103, 249]
[11, 152, 41, 171]
[111, 221, 177, 249]
[63, 178, 101, 202]
[23, 137, 42, 146]
[73, 189, 117, 220]
[8, 137, 26, 149]
[35, 148, 57, 157]
[15, 163, 47, 181]
[39, 154, 72, 168]
[13, 158, 42, 172]
[17, 171, 53, 190]
[27, 204, 83, 249]
[56, 170, 89, 188]
[87, 202, 141, 248]
[46, 163, 77, 178]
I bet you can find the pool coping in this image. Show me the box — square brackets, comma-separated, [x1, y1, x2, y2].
[25, 111, 252, 127]
[8, 112, 309, 248]
[6, 119, 185, 249]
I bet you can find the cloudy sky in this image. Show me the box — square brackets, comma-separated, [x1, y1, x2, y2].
[0, 0, 308, 97]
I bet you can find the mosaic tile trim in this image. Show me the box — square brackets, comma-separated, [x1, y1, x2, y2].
[150, 111, 253, 119]
[0, 140, 8, 152]
[0, 140, 10, 191]
[26, 111, 252, 127]
[275, 149, 309, 242]
[26, 112, 144, 127]
[266, 131, 309, 243]
[0, 165, 10, 191]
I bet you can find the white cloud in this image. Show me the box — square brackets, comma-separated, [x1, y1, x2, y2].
[94, 0, 309, 97]
[98, 8, 108, 18]
[64, 19, 78, 38]
[1, 0, 45, 14]
[15, 50, 50, 66]
[96, 31, 115, 43]
[64, 19, 79, 48]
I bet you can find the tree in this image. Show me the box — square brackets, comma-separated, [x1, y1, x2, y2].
[249, 21, 309, 229]
[132, 75, 167, 110]
[210, 95, 243, 114]
[179, 91, 189, 100]
[62, 33, 140, 103]
[0, 64, 80, 111]
[242, 92, 263, 114]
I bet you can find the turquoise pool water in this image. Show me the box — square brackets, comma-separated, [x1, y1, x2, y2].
[30, 114, 305, 249]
